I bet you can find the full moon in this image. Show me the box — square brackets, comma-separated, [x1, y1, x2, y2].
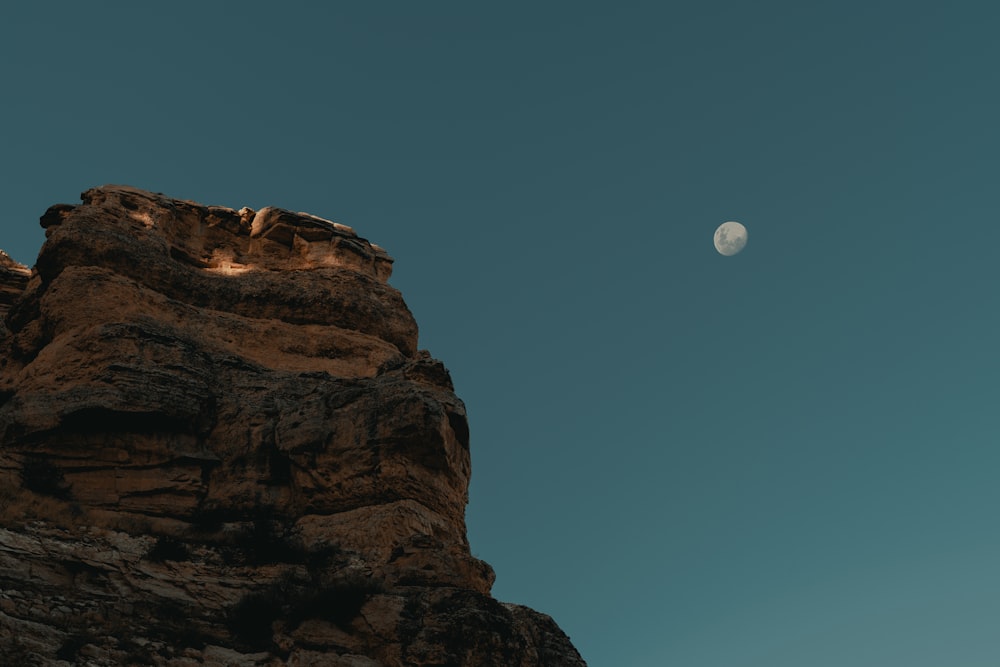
[714, 221, 748, 256]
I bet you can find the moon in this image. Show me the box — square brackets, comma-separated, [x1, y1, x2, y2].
[714, 221, 748, 256]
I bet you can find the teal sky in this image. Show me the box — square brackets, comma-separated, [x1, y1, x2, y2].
[4, 3, 1000, 665]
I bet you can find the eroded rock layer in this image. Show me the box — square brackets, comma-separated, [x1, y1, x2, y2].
[0, 186, 585, 666]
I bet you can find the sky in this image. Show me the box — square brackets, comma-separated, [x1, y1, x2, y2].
[3, 2, 1000, 665]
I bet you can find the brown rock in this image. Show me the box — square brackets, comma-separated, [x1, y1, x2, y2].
[0, 186, 585, 666]
[0, 250, 30, 330]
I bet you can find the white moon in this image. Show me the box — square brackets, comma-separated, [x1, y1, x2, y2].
[714, 221, 748, 256]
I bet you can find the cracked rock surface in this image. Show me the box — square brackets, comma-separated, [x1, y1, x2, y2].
[0, 186, 585, 666]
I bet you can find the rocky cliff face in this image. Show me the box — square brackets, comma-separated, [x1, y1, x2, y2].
[0, 186, 585, 666]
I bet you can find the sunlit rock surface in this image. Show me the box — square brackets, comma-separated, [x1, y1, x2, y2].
[0, 186, 586, 666]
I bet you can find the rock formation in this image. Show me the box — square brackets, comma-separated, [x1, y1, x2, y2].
[0, 251, 30, 334]
[0, 186, 585, 666]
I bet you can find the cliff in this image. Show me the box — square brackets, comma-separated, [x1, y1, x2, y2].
[0, 186, 585, 666]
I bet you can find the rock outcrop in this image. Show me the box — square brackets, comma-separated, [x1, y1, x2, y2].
[0, 186, 585, 666]
[0, 251, 30, 333]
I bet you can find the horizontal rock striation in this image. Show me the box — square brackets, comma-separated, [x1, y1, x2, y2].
[0, 186, 585, 666]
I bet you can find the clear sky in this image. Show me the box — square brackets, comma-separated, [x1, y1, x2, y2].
[4, 3, 1000, 665]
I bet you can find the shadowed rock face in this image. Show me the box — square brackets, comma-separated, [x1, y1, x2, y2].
[0, 186, 586, 666]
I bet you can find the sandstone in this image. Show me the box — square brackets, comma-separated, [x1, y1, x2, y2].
[0, 186, 585, 666]
[0, 251, 30, 337]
